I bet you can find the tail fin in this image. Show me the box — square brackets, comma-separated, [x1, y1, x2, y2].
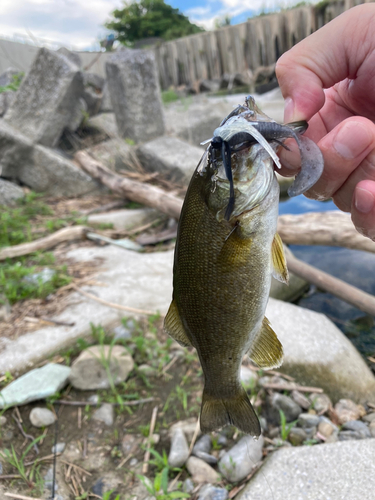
[200, 386, 261, 436]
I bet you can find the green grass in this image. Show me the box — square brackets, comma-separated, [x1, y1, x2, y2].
[0, 192, 88, 304]
[161, 89, 180, 104]
[0, 72, 24, 93]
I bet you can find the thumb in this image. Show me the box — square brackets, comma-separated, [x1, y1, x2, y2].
[276, 4, 375, 122]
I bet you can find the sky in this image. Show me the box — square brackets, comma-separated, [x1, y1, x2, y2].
[0, 0, 313, 51]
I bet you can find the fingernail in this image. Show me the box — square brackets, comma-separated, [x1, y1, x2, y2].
[333, 121, 372, 159]
[284, 97, 295, 123]
[355, 187, 375, 214]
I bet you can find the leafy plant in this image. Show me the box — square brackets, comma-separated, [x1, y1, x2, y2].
[137, 449, 189, 500]
[0, 72, 24, 93]
[0, 436, 44, 490]
[279, 409, 298, 441]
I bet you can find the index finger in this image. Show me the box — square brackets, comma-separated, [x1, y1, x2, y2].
[276, 4, 375, 122]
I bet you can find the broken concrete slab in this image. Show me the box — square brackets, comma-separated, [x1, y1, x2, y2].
[57, 47, 82, 68]
[137, 136, 203, 184]
[100, 83, 113, 113]
[0, 91, 16, 117]
[0, 178, 24, 206]
[88, 113, 118, 139]
[83, 86, 102, 116]
[0, 119, 34, 179]
[5, 47, 84, 147]
[86, 138, 138, 172]
[267, 297, 375, 403]
[0, 363, 71, 408]
[19, 145, 102, 196]
[66, 97, 87, 133]
[88, 208, 160, 231]
[106, 48, 165, 143]
[237, 439, 375, 500]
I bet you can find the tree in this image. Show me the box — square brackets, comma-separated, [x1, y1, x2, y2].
[105, 0, 204, 45]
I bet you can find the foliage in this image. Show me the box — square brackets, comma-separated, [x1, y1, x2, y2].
[279, 409, 298, 441]
[214, 15, 231, 29]
[161, 89, 179, 104]
[105, 0, 204, 45]
[138, 448, 189, 500]
[0, 72, 24, 93]
[0, 436, 44, 491]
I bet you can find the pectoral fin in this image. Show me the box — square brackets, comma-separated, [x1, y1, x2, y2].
[163, 300, 192, 347]
[247, 317, 283, 369]
[272, 233, 289, 284]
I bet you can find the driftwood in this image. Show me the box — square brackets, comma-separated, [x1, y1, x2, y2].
[75, 151, 183, 220]
[0, 226, 89, 261]
[287, 254, 375, 316]
[278, 211, 375, 254]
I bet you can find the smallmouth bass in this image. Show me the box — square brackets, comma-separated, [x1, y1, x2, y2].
[164, 96, 324, 436]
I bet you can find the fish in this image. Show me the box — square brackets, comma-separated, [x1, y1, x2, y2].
[164, 96, 324, 436]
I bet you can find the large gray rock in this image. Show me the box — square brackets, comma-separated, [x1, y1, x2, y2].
[237, 440, 375, 500]
[218, 435, 264, 483]
[88, 208, 160, 231]
[0, 178, 24, 206]
[86, 138, 138, 173]
[100, 83, 113, 112]
[267, 298, 375, 403]
[5, 47, 84, 147]
[69, 345, 134, 390]
[137, 136, 203, 184]
[66, 97, 87, 132]
[106, 48, 165, 143]
[0, 363, 71, 408]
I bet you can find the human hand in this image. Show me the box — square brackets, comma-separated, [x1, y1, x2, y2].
[276, 3, 375, 241]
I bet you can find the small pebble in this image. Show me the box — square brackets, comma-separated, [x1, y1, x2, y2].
[193, 434, 212, 454]
[288, 427, 307, 446]
[193, 450, 218, 465]
[92, 478, 104, 496]
[217, 434, 227, 447]
[219, 435, 264, 482]
[342, 420, 371, 438]
[291, 390, 310, 410]
[88, 394, 99, 404]
[0, 415, 7, 426]
[259, 416, 268, 433]
[271, 393, 302, 422]
[129, 457, 138, 466]
[318, 421, 334, 438]
[92, 403, 114, 426]
[183, 478, 195, 493]
[298, 413, 320, 428]
[137, 364, 158, 378]
[30, 407, 56, 428]
[168, 428, 189, 468]
[51, 442, 66, 454]
[310, 393, 331, 414]
[334, 399, 366, 425]
[113, 325, 132, 340]
[187, 456, 220, 484]
[304, 427, 317, 439]
[362, 412, 375, 423]
[43, 467, 54, 491]
[198, 484, 228, 500]
[339, 430, 364, 441]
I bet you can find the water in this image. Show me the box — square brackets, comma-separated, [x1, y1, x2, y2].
[279, 195, 375, 362]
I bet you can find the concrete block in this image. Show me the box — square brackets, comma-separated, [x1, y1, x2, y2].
[106, 47, 165, 143]
[5, 47, 84, 147]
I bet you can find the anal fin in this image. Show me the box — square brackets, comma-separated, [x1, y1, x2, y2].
[247, 317, 283, 369]
[163, 300, 192, 347]
[272, 233, 289, 284]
